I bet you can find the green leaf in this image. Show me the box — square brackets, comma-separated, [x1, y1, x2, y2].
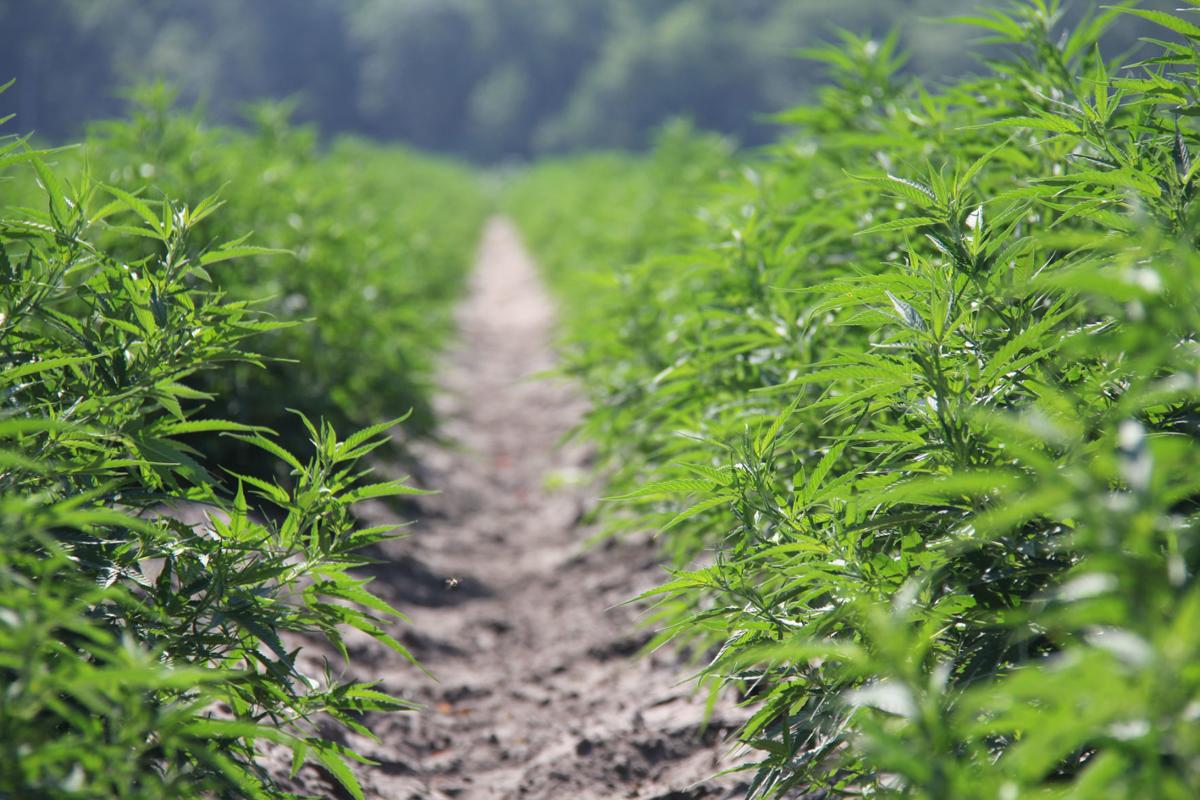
[1117, 8, 1200, 40]
[607, 478, 718, 501]
[344, 479, 433, 503]
[661, 494, 736, 533]
[3, 354, 99, 383]
[199, 244, 290, 266]
[308, 739, 367, 800]
[158, 419, 270, 436]
[104, 185, 163, 236]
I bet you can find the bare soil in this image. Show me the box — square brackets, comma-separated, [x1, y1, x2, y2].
[282, 218, 749, 799]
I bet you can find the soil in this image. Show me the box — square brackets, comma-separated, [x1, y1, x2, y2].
[279, 218, 751, 799]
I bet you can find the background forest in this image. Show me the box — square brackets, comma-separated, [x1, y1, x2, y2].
[0, 0, 1041, 158]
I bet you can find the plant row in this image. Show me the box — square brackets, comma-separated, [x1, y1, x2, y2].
[511, 2, 1200, 797]
[0, 83, 485, 798]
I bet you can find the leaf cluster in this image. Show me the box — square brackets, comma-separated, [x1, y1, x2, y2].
[19, 85, 490, 477]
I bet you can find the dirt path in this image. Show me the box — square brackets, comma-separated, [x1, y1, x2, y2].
[288, 218, 748, 800]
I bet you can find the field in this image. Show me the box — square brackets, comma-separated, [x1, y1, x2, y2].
[3, 1, 1200, 798]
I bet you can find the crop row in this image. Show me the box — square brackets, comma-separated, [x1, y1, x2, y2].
[0, 83, 485, 798]
[511, 3, 1200, 797]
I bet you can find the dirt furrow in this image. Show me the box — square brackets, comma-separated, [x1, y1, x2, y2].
[282, 217, 747, 800]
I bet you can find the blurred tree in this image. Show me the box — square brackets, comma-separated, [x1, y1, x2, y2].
[0, 0, 1178, 160]
[467, 62, 533, 159]
[539, 2, 796, 151]
[350, 0, 476, 150]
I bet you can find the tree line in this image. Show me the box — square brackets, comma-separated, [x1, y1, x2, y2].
[0, 0, 1173, 161]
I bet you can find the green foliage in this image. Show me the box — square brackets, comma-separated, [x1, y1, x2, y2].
[57, 85, 488, 471]
[512, 2, 1200, 796]
[0, 88, 431, 799]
